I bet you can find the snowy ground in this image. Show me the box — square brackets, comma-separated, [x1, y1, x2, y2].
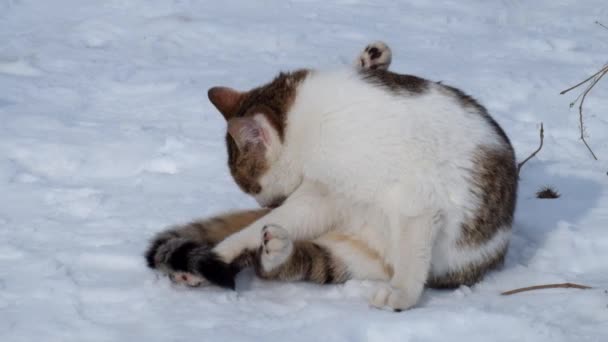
[1, 0, 608, 341]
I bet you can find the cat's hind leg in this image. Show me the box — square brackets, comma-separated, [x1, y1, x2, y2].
[355, 41, 392, 70]
[145, 209, 269, 288]
[256, 226, 391, 285]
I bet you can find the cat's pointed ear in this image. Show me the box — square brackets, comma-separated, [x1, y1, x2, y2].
[227, 117, 266, 150]
[208, 87, 243, 120]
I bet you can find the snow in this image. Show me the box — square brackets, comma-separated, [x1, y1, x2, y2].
[1, 0, 608, 341]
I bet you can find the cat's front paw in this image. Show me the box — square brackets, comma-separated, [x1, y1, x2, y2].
[369, 283, 420, 312]
[356, 41, 392, 70]
[260, 224, 293, 272]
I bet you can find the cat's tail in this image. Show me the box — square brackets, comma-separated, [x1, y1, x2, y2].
[145, 209, 268, 289]
[355, 41, 392, 71]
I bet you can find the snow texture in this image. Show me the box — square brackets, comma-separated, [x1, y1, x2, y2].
[1, 1, 608, 341]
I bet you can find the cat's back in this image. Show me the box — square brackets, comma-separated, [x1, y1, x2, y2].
[288, 68, 509, 174]
[281, 68, 516, 212]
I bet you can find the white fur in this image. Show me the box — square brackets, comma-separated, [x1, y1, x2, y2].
[213, 69, 512, 310]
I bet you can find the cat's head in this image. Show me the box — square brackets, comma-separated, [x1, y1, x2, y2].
[208, 70, 308, 208]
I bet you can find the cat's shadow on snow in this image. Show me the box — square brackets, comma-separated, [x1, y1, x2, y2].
[505, 162, 602, 268]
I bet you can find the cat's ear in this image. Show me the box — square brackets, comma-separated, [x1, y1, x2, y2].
[227, 117, 266, 150]
[208, 87, 243, 120]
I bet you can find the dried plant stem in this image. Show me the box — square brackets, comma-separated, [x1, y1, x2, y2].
[577, 68, 606, 160]
[501, 283, 592, 296]
[560, 65, 607, 95]
[517, 123, 544, 176]
[596, 21, 608, 31]
[560, 64, 607, 161]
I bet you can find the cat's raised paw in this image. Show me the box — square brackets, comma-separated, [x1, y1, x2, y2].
[356, 41, 392, 71]
[261, 225, 293, 272]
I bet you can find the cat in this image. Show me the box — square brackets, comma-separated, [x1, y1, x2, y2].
[145, 41, 518, 311]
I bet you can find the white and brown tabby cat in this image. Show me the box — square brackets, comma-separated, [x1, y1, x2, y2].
[146, 42, 517, 311]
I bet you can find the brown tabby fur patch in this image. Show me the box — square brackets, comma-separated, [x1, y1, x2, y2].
[360, 69, 429, 94]
[226, 138, 268, 194]
[225, 70, 309, 194]
[459, 147, 517, 247]
[255, 241, 350, 284]
[185, 209, 270, 245]
[232, 70, 309, 139]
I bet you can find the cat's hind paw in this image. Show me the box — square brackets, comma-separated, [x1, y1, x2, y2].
[356, 41, 392, 71]
[260, 224, 293, 272]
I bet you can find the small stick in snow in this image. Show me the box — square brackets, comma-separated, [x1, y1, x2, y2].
[501, 283, 592, 296]
[517, 122, 544, 176]
[596, 21, 608, 31]
[560, 63, 607, 161]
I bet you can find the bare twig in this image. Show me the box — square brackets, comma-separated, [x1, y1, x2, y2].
[560, 64, 607, 160]
[577, 68, 606, 160]
[501, 283, 592, 296]
[596, 21, 608, 31]
[560, 65, 607, 95]
[517, 123, 544, 176]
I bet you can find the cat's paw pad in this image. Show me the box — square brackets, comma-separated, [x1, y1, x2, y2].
[260, 224, 293, 272]
[369, 283, 418, 311]
[169, 271, 208, 287]
[356, 41, 392, 70]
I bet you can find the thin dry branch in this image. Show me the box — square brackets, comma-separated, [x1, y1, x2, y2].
[596, 21, 608, 31]
[577, 68, 606, 160]
[501, 282, 592, 296]
[517, 123, 544, 176]
[560, 63, 607, 161]
[560, 65, 607, 95]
